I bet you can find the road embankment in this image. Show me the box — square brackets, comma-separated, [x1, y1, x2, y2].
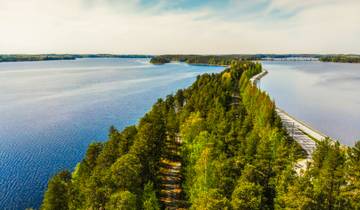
[250, 69, 268, 84]
[250, 69, 328, 174]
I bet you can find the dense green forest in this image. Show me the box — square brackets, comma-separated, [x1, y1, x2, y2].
[41, 59, 359, 210]
[319, 55, 360, 63]
[0, 54, 152, 63]
[150, 55, 256, 65]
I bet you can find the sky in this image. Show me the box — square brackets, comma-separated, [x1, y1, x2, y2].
[0, 0, 359, 54]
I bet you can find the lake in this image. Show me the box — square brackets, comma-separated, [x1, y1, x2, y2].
[0, 58, 224, 210]
[261, 61, 360, 146]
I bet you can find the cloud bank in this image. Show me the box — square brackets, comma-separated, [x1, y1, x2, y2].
[0, 0, 359, 54]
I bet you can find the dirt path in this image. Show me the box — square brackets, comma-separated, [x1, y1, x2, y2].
[159, 134, 187, 210]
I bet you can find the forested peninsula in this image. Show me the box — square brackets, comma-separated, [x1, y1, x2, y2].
[40, 58, 359, 210]
[149, 54, 320, 65]
[150, 55, 255, 65]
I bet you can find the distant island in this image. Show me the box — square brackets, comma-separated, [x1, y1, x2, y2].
[0, 54, 153, 63]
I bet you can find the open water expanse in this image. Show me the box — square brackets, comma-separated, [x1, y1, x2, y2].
[0, 58, 223, 209]
[261, 61, 360, 146]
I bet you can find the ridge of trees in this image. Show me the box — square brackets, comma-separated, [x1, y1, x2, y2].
[151, 54, 360, 65]
[319, 55, 360, 63]
[0, 54, 152, 63]
[149, 54, 331, 65]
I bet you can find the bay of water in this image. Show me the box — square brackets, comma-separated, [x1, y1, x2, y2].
[261, 61, 360, 146]
[0, 58, 223, 210]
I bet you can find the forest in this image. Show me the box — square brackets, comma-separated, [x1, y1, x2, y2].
[40, 58, 359, 210]
[149, 54, 327, 65]
[150, 55, 258, 65]
[319, 55, 360, 63]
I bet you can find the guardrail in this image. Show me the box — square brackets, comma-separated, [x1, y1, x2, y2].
[250, 69, 268, 84]
[276, 108, 327, 141]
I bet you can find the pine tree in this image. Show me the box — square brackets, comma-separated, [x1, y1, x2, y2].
[41, 171, 71, 210]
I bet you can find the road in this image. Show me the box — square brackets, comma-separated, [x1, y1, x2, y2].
[276, 108, 327, 173]
[250, 69, 327, 174]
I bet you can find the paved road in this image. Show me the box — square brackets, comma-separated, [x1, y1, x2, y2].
[276, 108, 326, 157]
[275, 108, 328, 173]
[250, 69, 268, 84]
[250, 69, 328, 174]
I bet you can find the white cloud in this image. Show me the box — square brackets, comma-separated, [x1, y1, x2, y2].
[0, 0, 359, 54]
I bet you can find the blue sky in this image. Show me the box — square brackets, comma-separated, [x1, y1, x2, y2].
[0, 0, 359, 54]
[139, 0, 230, 10]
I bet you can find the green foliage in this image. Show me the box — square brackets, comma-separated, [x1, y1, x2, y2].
[231, 180, 263, 210]
[41, 171, 71, 210]
[278, 139, 358, 210]
[84, 142, 103, 170]
[105, 191, 137, 210]
[343, 141, 360, 209]
[190, 189, 230, 210]
[149, 56, 171, 64]
[142, 182, 160, 210]
[118, 126, 137, 156]
[110, 154, 142, 191]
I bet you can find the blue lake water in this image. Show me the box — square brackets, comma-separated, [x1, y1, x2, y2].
[0, 58, 224, 210]
[261, 61, 360, 146]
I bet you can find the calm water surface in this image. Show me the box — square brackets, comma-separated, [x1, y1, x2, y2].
[261, 61, 360, 146]
[0, 58, 223, 210]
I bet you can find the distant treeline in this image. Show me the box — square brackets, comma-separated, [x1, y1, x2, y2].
[319, 55, 360, 63]
[150, 54, 325, 65]
[0, 54, 153, 63]
[150, 55, 251, 65]
[3, 54, 360, 64]
[151, 54, 360, 65]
